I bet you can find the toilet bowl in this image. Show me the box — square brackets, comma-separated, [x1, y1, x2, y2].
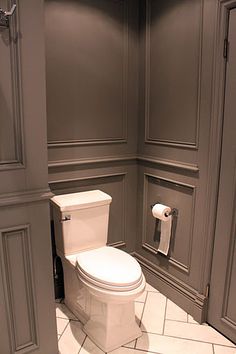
[51, 190, 146, 352]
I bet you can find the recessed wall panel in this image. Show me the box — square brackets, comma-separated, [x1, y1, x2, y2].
[142, 174, 195, 272]
[145, 0, 202, 147]
[0, 0, 23, 166]
[0, 225, 38, 353]
[46, 0, 128, 145]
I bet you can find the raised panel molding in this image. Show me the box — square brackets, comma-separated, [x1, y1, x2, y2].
[0, 225, 38, 354]
[49, 172, 127, 248]
[138, 155, 199, 173]
[0, 188, 53, 207]
[144, 0, 203, 149]
[47, 0, 128, 148]
[48, 154, 199, 173]
[0, 0, 24, 169]
[142, 173, 196, 273]
[48, 155, 137, 169]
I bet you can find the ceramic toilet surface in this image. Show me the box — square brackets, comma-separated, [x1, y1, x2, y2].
[51, 189, 112, 212]
[77, 265, 144, 292]
[76, 246, 142, 286]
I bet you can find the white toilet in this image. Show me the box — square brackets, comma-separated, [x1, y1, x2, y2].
[51, 190, 146, 352]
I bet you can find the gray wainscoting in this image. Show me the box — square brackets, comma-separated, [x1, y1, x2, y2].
[45, 0, 139, 163]
[49, 161, 138, 253]
[46, 0, 140, 255]
[46, 0, 221, 324]
[136, 0, 218, 322]
[0, 1, 58, 353]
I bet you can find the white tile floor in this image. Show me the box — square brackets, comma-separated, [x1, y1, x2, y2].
[56, 283, 236, 354]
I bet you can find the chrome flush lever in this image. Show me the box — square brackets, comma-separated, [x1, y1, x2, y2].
[60, 215, 71, 222]
[0, 4, 16, 28]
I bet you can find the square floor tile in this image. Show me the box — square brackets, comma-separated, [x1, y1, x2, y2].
[80, 336, 105, 354]
[165, 299, 188, 322]
[135, 291, 147, 303]
[145, 283, 159, 292]
[56, 317, 69, 335]
[164, 320, 234, 346]
[135, 302, 144, 326]
[122, 340, 136, 349]
[110, 346, 152, 354]
[56, 303, 78, 320]
[214, 345, 236, 354]
[58, 321, 86, 354]
[136, 331, 214, 354]
[141, 292, 166, 334]
[188, 314, 200, 324]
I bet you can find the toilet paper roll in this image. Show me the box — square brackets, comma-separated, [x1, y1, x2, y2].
[152, 203, 172, 256]
[152, 203, 171, 221]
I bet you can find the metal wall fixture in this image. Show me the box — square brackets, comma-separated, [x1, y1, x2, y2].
[0, 4, 16, 28]
[150, 203, 178, 217]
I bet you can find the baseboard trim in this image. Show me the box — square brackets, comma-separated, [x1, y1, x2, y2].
[133, 252, 208, 323]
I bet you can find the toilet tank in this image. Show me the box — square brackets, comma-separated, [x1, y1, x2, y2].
[51, 190, 112, 256]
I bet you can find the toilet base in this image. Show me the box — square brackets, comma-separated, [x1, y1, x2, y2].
[83, 299, 142, 352]
[61, 253, 145, 352]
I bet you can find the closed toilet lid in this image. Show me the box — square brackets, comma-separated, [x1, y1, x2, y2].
[76, 246, 142, 288]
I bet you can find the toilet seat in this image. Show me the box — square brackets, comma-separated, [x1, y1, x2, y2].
[76, 246, 143, 292]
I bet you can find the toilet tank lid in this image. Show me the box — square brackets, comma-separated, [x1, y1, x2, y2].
[51, 190, 112, 212]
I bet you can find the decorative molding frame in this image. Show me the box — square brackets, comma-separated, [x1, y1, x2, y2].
[138, 155, 199, 173]
[144, 0, 203, 149]
[142, 173, 196, 274]
[0, 0, 25, 170]
[48, 155, 137, 169]
[48, 154, 199, 173]
[0, 188, 53, 208]
[49, 172, 127, 248]
[0, 225, 39, 354]
[47, 0, 129, 148]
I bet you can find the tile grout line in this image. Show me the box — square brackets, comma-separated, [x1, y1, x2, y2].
[165, 318, 201, 325]
[162, 297, 168, 335]
[56, 315, 79, 321]
[134, 290, 148, 349]
[140, 330, 236, 348]
[212, 343, 215, 354]
[77, 334, 87, 354]
[128, 347, 162, 354]
[163, 319, 235, 347]
[58, 319, 71, 342]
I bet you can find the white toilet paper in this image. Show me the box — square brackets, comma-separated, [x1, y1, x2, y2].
[152, 203, 172, 256]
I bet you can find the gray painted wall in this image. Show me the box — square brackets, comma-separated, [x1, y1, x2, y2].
[46, 0, 226, 323]
[136, 0, 219, 321]
[46, 0, 140, 254]
[0, 1, 58, 353]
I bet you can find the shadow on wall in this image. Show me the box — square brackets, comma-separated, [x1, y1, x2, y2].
[46, 0, 137, 31]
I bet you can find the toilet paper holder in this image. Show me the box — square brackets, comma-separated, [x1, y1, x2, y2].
[150, 203, 178, 217]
